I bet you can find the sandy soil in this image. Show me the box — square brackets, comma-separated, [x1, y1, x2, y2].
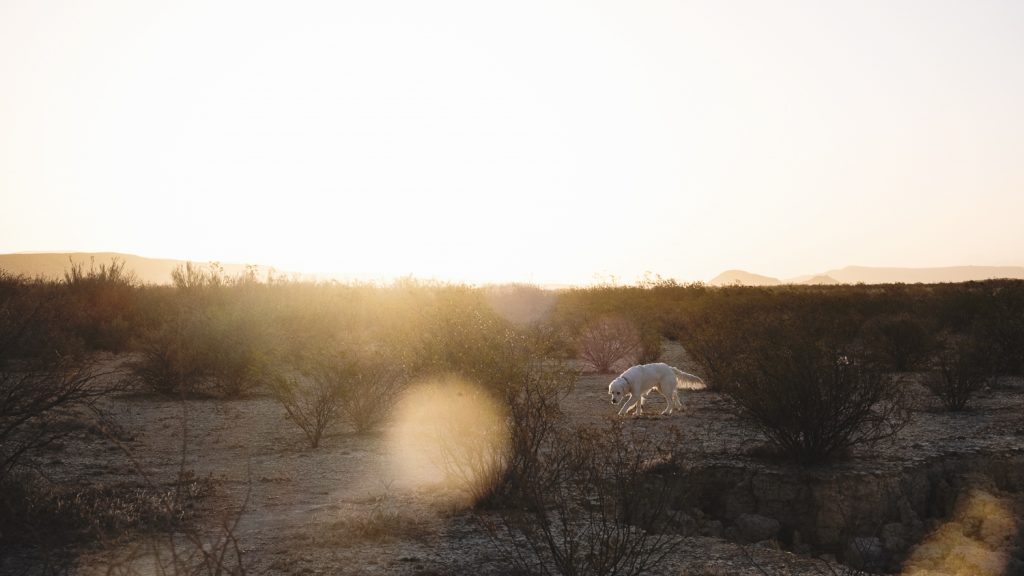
[23, 344, 1024, 575]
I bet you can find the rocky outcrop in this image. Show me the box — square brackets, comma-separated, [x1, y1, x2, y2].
[666, 448, 1024, 571]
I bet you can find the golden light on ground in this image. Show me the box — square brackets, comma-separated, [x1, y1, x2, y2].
[902, 488, 1018, 576]
[386, 377, 510, 504]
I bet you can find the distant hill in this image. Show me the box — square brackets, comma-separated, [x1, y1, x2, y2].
[0, 252, 271, 285]
[709, 270, 781, 286]
[824, 265, 1024, 284]
[799, 274, 839, 285]
[711, 265, 1024, 286]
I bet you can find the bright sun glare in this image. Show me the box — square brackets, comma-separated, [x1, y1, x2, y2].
[2, 1, 1024, 283]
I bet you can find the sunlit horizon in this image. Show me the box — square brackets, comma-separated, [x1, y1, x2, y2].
[3, 1, 1023, 286]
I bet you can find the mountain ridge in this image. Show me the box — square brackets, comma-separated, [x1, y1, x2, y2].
[3, 253, 1023, 286]
[711, 265, 1024, 286]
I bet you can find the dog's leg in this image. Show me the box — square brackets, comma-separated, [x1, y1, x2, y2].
[661, 389, 673, 415]
[626, 391, 643, 414]
[618, 394, 637, 416]
[625, 398, 638, 414]
[624, 393, 643, 416]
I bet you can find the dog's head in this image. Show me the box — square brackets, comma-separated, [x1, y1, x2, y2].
[608, 378, 626, 404]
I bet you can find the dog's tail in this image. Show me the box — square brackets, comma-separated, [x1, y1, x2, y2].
[672, 367, 707, 390]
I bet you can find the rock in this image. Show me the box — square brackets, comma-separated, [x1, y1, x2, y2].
[701, 520, 724, 538]
[723, 526, 740, 541]
[898, 496, 921, 528]
[674, 512, 699, 536]
[846, 536, 886, 571]
[724, 478, 757, 519]
[736, 513, 781, 543]
[881, 522, 909, 553]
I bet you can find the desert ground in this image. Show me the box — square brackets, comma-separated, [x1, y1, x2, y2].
[8, 342, 1023, 576]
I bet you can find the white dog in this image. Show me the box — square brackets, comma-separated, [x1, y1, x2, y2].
[608, 363, 706, 416]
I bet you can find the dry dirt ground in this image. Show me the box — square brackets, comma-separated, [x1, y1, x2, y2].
[18, 344, 1024, 575]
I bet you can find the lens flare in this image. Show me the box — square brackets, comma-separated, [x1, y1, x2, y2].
[902, 488, 1017, 576]
[387, 376, 510, 504]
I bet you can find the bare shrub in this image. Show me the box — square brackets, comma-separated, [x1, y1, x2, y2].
[129, 297, 273, 399]
[129, 317, 207, 396]
[675, 300, 749, 391]
[198, 305, 273, 398]
[924, 336, 992, 411]
[332, 353, 409, 434]
[480, 422, 685, 576]
[0, 356, 115, 483]
[635, 326, 664, 365]
[269, 369, 345, 449]
[676, 290, 910, 463]
[725, 321, 910, 464]
[395, 323, 575, 507]
[495, 363, 573, 506]
[575, 316, 641, 373]
[271, 348, 407, 446]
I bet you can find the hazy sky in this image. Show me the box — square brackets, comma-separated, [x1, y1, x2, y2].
[2, 1, 1023, 284]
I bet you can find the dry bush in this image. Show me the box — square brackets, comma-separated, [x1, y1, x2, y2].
[129, 297, 274, 399]
[397, 321, 575, 507]
[332, 352, 409, 434]
[924, 336, 993, 411]
[198, 305, 274, 398]
[271, 348, 408, 446]
[61, 257, 140, 352]
[495, 363, 574, 505]
[269, 369, 346, 449]
[170, 261, 227, 293]
[725, 321, 910, 464]
[0, 293, 116, 482]
[429, 379, 511, 504]
[680, 291, 908, 463]
[480, 422, 686, 576]
[129, 316, 207, 396]
[675, 305, 741, 391]
[575, 316, 642, 373]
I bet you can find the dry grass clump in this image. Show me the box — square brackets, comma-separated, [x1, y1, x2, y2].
[0, 471, 213, 549]
[329, 487, 433, 543]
